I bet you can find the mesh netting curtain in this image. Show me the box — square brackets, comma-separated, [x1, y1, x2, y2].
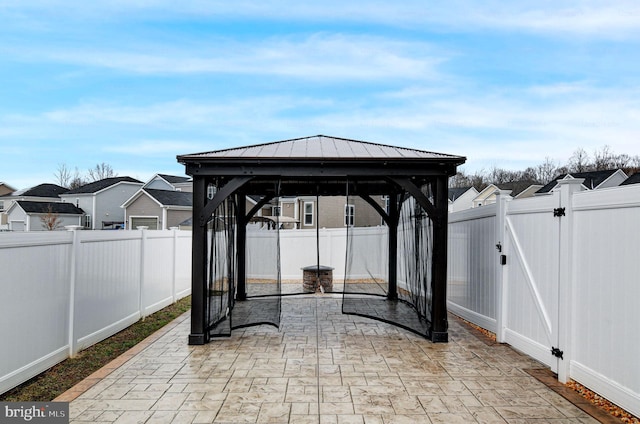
[342, 181, 434, 337]
[206, 195, 237, 337]
[236, 190, 282, 329]
[206, 186, 282, 337]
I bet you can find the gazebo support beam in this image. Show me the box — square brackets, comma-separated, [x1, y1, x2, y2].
[430, 175, 449, 342]
[189, 177, 208, 345]
[199, 176, 253, 226]
[387, 193, 400, 301]
[360, 194, 391, 226]
[236, 193, 247, 301]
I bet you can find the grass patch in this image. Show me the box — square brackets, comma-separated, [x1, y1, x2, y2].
[0, 296, 191, 402]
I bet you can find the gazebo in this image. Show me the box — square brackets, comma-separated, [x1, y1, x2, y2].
[178, 135, 465, 344]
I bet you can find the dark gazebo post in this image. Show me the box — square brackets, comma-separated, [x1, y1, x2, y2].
[236, 192, 247, 301]
[387, 193, 399, 301]
[430, 175, 450, 342]
[189, 176, 208, 345]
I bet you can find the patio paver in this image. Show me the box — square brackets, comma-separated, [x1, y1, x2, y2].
[59, 295, 600, 423]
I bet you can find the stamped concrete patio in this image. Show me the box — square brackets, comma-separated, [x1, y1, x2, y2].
[59, 295, 602, 423]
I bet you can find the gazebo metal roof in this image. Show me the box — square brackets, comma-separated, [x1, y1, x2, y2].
[179, 135, 463, 161]
[178, 135, 465, 196]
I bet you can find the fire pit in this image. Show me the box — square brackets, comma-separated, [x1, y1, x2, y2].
[302, 265, 334, 292]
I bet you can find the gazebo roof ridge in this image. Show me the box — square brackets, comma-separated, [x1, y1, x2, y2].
[178, 135, 465, 162]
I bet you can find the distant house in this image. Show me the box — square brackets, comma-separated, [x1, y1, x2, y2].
[284, 195, 387, 229]
[0, 182, 16, 225]
[143, 174, 192, 192]
[513, 184, 543, 199]
[472, 184, 506, 208]
[0, 182, 15, 197]
[0, 183, 68, 227]
[121, 188, 192, 230]
[178, 217, 193, 231]
[60, 177, 143, 230]
[448, 187, 478, 212]
[620, 172, 640, 186]
[536, 169, 627, 194]
[5, 201, 84, 231]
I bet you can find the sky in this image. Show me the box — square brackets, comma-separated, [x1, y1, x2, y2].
[1, 1, 640, 190]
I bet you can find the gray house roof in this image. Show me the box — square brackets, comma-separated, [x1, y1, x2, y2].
[16, 201, 84, 215]
[536, 169, 620, 194]
[144, 188, 192, 207]
[620, 172, 640, 186]
[179, 135, 463, 161]
[448, 187, 473, 202]
[65, 177, 142, 194]
[4, 183, 68, 198]
[157, 174, 191, 184]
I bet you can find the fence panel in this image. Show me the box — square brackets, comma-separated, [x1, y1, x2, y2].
[174, 230, 192, 298]
[143, 231, 176, 315]
[571, 185, 640, 417]
[503, 192, 561, 371]
[447, 205, 498, 332]
[0, 232, 72, 395]
[74, 231, 143, 351]
[0, 229, 192, 396]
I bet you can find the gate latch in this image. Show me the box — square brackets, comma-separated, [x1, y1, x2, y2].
[551, 347, 564, 359]
[553, 208, 566, 217]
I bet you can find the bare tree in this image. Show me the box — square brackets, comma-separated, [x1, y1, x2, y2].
[54, 163, 72, 188]
[535, 157, 561, 184]
[592, 145, 615, 170]
[40, 205, 63, 230]
[567, 148, 590, 173]
[54, 163, 88, 188]
[87, 162, 117, 182]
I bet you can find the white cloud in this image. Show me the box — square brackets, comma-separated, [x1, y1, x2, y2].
[15, 33, 445, 82]
[4, 1, 640, 38]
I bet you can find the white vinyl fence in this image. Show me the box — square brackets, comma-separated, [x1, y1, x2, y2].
[248, 226, 388, 281]
[0, 229, 191, 396]
[447, 179, 640, 417]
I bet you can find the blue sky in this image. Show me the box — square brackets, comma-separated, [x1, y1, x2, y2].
[2, 1, 640, 189]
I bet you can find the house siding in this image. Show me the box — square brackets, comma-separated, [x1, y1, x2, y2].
[6, 207, 27, 231]
[31, 214, 82, 231]
[174, 182, 193, 192]
[6, 207, 82, 231]
[167, 209, 192, 229]
[449, 188, 479, 212]
[125, 195, 163, 230]
[316, 196, 384, 228]
[145, 179, 174, 191]
[94, 183, 143, 229]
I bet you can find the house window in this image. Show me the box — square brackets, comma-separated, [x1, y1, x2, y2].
[344, 204, 355, 227]
[84, 215, 92, 229]
[272, 206, 281, 216]
[0, 200, 4, 212]
[303, 202, 314, 226]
